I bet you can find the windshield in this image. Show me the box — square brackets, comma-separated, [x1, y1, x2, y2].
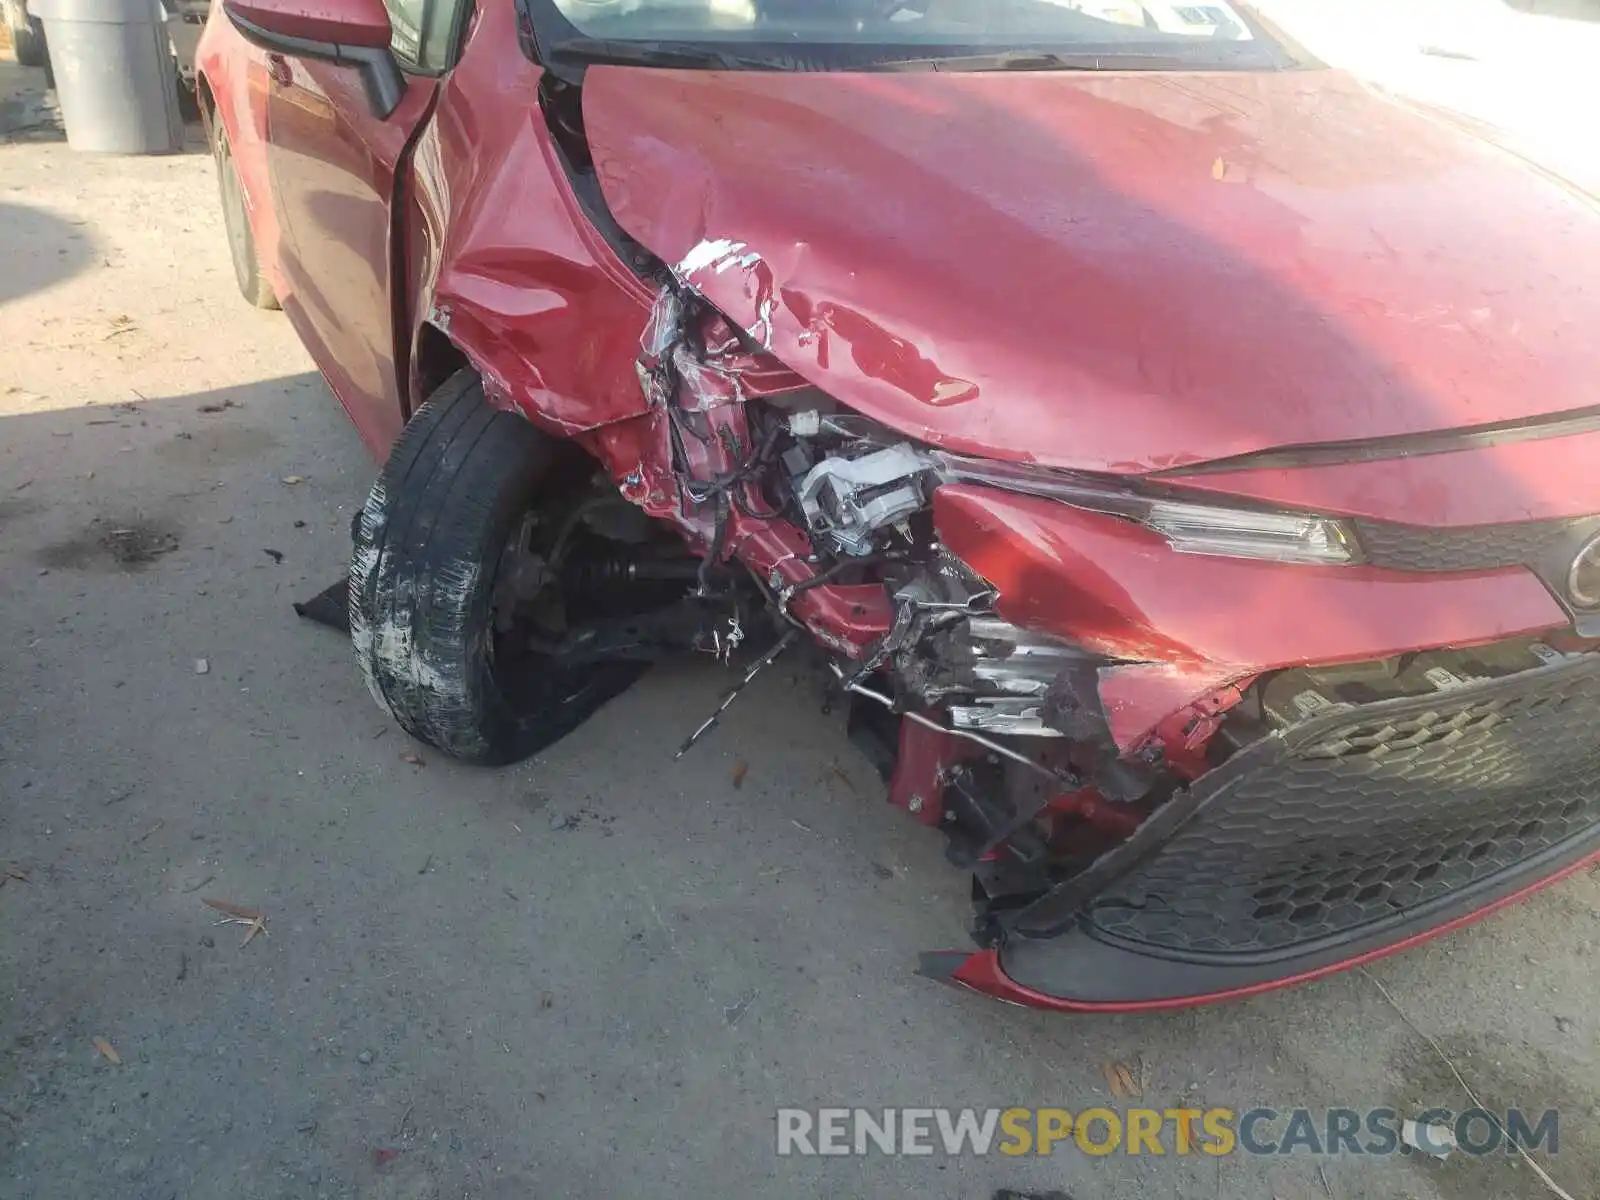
[540, 0, 1273, 53]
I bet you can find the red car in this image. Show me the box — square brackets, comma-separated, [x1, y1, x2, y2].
[196, 0, 1600, 1011]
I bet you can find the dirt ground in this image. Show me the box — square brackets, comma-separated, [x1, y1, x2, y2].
[2, 47, 1597, 1200]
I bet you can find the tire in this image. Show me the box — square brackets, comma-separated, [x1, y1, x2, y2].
[211, 120, 278, 310]
[177, 78, 202, 124]
[6, 4, 47, 69]
[350, 371, 648, 765]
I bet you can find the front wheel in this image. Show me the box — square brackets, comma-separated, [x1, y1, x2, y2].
[349, 371, 648, 765]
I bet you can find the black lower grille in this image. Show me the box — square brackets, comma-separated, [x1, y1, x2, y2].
[1084, 655, 1600, 958]
[1356, 514, 1599, 573]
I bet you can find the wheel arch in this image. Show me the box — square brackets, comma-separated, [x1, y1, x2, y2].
[404, 319, 608, 487]
[411, 319, 471, 412]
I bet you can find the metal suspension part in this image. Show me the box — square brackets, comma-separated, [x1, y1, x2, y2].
[561, 555, 701, 594]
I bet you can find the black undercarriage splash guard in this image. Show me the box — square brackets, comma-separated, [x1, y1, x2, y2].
[294, 577, 351, 633]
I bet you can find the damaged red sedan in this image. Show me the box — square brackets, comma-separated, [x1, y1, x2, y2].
[196, 0, 1600, 1011]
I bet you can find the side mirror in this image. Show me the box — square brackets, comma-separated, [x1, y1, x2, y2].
[223, 0, 405, 119]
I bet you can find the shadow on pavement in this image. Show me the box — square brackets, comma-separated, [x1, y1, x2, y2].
[0, 201, 97, 304]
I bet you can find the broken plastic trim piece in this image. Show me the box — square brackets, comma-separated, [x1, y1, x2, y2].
[965, 616, 1087, 698]
[948, 697, 1060, 737]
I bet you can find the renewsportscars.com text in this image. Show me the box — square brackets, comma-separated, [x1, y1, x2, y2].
[775, 1106, 1560, 1158]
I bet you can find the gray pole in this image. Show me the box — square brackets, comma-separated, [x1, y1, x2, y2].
[26, 0, 183, 153]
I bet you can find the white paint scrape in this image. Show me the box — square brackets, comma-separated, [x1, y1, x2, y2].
[348, 482, 391, 709]
[675, 238, 750, 279]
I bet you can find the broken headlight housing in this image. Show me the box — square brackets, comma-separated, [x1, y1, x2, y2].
[1139, 500, 1356, 564]
[934, 453, 1357, 566]
[776, 409, 1356, 566]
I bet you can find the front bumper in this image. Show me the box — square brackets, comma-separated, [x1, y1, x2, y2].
[930, 650, 1600, 1009]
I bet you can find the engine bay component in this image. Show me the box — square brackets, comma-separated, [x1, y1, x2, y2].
[797, 442, 932, 556]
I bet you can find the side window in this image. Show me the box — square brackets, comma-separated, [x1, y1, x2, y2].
[383, 0, 427, 67]
[384, 0, 471, 74]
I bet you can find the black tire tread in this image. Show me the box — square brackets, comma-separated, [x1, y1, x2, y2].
[351, 370, 655, 766]
[352, 372, 649, 764]
[353, 374, 506, 757]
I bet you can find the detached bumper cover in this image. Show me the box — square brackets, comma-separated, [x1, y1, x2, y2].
[936, 652, 1600, 1009]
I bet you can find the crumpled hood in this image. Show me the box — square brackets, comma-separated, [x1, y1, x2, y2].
[583, 65, 1600, 474]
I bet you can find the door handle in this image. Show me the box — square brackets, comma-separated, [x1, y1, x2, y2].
[266, 53, 292, 88]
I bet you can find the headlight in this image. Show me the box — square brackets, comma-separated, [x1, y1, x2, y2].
[933, 453, 1357, 566]
[1141, 500, 1356, 565]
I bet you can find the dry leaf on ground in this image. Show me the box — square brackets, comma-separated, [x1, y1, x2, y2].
[1102, 1060, 1141, 1098]
[202, 898, 261, 920]
[203, 897, 270, 946]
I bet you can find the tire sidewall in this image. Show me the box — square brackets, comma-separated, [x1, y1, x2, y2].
[350, 373, 647, 765]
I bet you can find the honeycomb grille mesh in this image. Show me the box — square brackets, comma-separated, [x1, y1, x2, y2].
[1086, 663, 1600, 956]
[1355, 517, 1588, 572]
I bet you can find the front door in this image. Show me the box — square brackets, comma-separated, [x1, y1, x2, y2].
[262, 0, 465, 456]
